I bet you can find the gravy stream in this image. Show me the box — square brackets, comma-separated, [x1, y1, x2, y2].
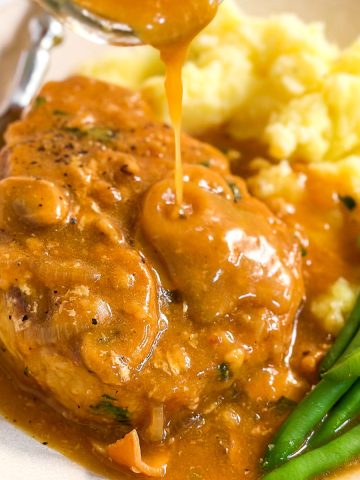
[75, 0, 219, 204]
[160, 44, 188, 205]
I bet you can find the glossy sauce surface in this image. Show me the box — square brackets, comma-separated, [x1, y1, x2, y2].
[0, 76, 308, 479]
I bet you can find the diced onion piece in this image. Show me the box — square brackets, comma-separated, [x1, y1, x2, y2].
[147, 404, 165, 442]
[107, 429, 167, 478]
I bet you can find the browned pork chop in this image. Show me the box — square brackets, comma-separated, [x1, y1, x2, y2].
[0, 76, 303, 444]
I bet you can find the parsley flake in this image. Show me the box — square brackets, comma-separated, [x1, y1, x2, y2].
[90, 396, 129, 423]
[33, 96, 47, 108]
[228, 182, 242, 203]
[218, 362, 232, 382]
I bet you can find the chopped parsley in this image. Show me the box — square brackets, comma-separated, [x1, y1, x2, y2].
[87, 126, 117, 142]
[228, 182, 242, 203]
[300, 245, 308, 257]
[63, 126, 85, 137]
[218, 362, 232, 382]
[33, 96, 47, 108]
[90, 395, 129, 423]
[62, 126, 117, 143]
[53, 109, 68, 116]
[338, 194, 357, 211]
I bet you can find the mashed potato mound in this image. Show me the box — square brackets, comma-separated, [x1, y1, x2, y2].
[247, 160, 306, 203]
[311, 278, 359, 334]
[249, 155, 360, 205]
[80, 0, 360, 164]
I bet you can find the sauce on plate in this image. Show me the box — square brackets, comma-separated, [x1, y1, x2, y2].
[0, 75, 306, 479]
[1, 1, 360, 479]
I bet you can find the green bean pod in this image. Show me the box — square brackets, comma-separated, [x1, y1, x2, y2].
[324, 348, 360, 381]
[262, 423, 360, 480]
[321, 294, 360, 373]
[323, 322, 360, 380]
[262, 378, 354, 471]
[343, 325, 360, 356]
[309, 378, 360, 449]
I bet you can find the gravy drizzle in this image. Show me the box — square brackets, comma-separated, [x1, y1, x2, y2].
[161, 44, 188, 205]
[76, 0, 220, 204]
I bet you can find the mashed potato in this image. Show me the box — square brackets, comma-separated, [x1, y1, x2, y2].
[247, 160, 306, 203]
[249, 156, 360, 204]
[82, 0, 360, 164]
[311, 278, 359, 335]
[82, 1, 360, 335]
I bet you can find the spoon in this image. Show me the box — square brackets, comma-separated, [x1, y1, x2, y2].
[0, 9, 64, 147]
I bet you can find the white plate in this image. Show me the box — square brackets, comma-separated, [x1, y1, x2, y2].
[1, 0, 360, 479]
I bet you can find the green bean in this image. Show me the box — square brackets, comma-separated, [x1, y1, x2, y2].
[262, 423, 360, 480]
[262, 378, 354, 471]
[343, 323, 360, 356]
[264, 295, 360, 470]
[321, 294, 360, 373]
[323, 323, 360, 381]
[309, 378, 360, 449]
[324, 348, 360, 381]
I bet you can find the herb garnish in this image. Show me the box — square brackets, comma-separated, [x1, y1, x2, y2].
[33, 96, 47, 108]
[53, 109, 68, 116]
[87, 126, 117, 142]
[62, 126, 117, 143]
[63, 127, 85, 137]
[218, 362, 232, 382]
[228, 182, 242, 203]
[90, 395, 129, 423]
[338, 194, 357, 211]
